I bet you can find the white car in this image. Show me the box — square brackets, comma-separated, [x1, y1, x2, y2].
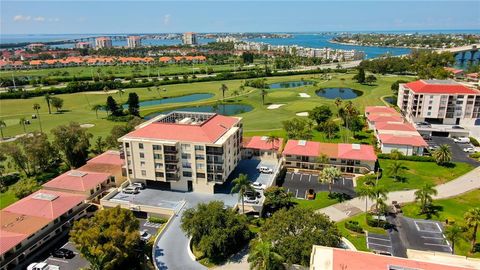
[123, 186, 140, 194]
[139, 230, 151, 241]
[463, 147, 475, 153]
[252, 182, 266, 190]
[130, 182, 145, 190]
[258, 166, 273, 174]
[453, 137, 470, 143]
[244, 197, 259, 204]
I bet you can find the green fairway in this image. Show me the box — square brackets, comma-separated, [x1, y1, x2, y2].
[293, 192, 339, 210]
[357, 159, 474, 192]
[401, 190, 480, 258]
[0, 72, 411, 141]
[0, 190, 18, 209]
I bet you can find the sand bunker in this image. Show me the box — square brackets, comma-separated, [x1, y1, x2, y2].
[267, 104, 285, 110]
[296, 112, 309, 117]
[299, 93, 311, 98]
[80, 124, 95, 128]
[84, 90, 119, 95]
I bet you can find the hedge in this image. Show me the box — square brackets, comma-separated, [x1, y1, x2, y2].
[469, 137, 479, 147]
[148, 216, 168, 224]
[378, 153, 435, 162]
[345, 220, 364, 233]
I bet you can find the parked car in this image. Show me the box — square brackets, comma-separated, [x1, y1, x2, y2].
[244, 197, 259, 204]
[139, 230, 151, 241]
[27, 263, 59, 270]
[245, 190, 261, 198]
[421, 134, 432, 141]
[258, 166, 273, 174]
[123, 186, 140, 194]
[415, 122, 431, 128]
[452, 125, 464, 129]
[428, 145, 438, 151]
[453, 137, 470, 143]
[130, 182, 145, 190]
[51, 248, 74, 259]
[463, 147, 475, 153]
[252, 182, 266, 190]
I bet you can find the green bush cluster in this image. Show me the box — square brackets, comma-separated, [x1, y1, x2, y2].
[469, 137, 479, 147]
[148, 216, 168, 224]
[378, 153, 435, 162]
[344, 220, 364, 233]
[366, 214, 389, 228]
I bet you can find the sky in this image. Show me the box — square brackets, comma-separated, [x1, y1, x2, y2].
[1, 1, 479, 34]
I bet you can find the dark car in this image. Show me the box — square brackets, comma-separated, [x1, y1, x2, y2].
[245, 190, 261, 198]
[52, 248, 74, 259]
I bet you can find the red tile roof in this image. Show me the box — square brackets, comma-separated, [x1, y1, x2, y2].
[367, 113, 403, 123]
[0, 230, 27, 255]
[283, 140, 377, 161]
[244, 136, 283, 151]
[311, 246, 473, 270]
[378, 134, 428, 147]
[375, 121, 417, 132]
[405, 80, 479, 94]
[3, 190, 86, 220]
[87, 150, 123, 166]
[43, 170, 111, 192]
[0, 212, 50, 254]
[123, 114, 240, 143]
[365, 106, 398, 115]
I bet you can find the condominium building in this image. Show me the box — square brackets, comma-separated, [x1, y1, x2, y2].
[119, 111, 243, 193]
[75, 42, 91, 49]
[282, 140, 377, 174]
[398, 79, 480, 126]
[182, 32, 197, 45]
[127, 36, 142, 48]
[95, 36, 113, 49]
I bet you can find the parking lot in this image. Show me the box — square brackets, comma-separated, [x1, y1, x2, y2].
[42, 238, 89, 270]
[367, 232, 393, 255]
[397, 217, 452, 253]
[281, 171, 355, 199]
[428, 136, 479, 166]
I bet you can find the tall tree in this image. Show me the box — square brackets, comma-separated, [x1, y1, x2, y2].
[387, 160, 405, 182]
[444, 224, 464, 254]
[231, 173, 253, 214]
[372, 185, 388, 220]
[432, 144, 452, 165]
[50, 97, 64, 112]
[309, 105, 332, 125]
[334, 97, 343, 110]
[354, 68, 366, 83]
[0, 120, 6, 139]
[464, 207, 480, 253]
[70, 206, 140, 270]
[263, 186, 294, 212]
[414, 183, 438, 214]
[32, 103, 42, 132]
[261, 89, 268, 105]
[319, 166, 341, 194]
[106, 96, 121, 116]
[220, 83, 228, 100]
[91, 104, 104, 119]
[320, 119, 339, 139]
[52, 122, 93, 168]
[248, 239, 284, 270]
[265, 134, 280, 152]
[355, 184, 375, 223]
[44, 93, 52, 114]
[127, 92, 140, 116]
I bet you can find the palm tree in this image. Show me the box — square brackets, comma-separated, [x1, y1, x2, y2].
[390, 149, 403, 160]
[0, 120, 6, 139]
[117, 88, 125, 101]
[19, 117, 27, 133]
[432, 144, 452, 165]
[464, 207, 480, 252]
[355, 184, 375, 223]
[32, 103, 42, 132]
[316, 153, 329, 168]
[91, 104, 103, 119]
[387, 160, 404, 182]
[220, 84, 228, 100]
[372, 185, 387, 225]
[44, 93, 52, 114]
[319, 166, 341, 194]
[248, 239, 284, 270]
[265, 134, 280, 152]
[334, 97, 343, 111]
[261, 89, 268, 105]
[445, 224, 463, 254]
[414, 183, 438, 214]
[231, 173, 253, 214]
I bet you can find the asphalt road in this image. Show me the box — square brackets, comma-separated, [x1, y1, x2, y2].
[281, 171, 355, 198]
[430, 136, 480, 167]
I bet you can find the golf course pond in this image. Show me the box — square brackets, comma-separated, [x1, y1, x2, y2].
[121, 93, 214, 109]
[144, 104, 253, 119]
[315, 88, 363, 99]
[268, 80, 314, 89]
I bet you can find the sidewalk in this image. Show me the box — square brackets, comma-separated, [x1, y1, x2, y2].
[317, 166, 480, 222]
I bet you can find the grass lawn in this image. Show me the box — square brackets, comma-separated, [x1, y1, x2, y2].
[0, 190, 18, 209]
[294, 192, 342, 210]
[0, 72, 412, 141]
[401, 190, 480, 258]
[357, 159, 474, 192]
[337, 213, 387, 251]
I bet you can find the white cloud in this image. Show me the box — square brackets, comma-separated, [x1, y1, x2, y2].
[13, 15, 31, 22]
[163, 14, 171, 25]
[34, 16, 45, 22]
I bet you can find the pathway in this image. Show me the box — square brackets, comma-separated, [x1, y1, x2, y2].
[317, 166, 480, 222]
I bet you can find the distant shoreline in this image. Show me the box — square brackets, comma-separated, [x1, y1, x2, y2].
[328, 39, 435, 50]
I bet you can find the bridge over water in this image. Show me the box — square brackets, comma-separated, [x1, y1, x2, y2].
[436, 44, 480, 64]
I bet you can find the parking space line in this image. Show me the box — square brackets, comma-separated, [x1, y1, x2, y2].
[295, 189, 299, 198]
[48, 258, 69, 264]
[368, 237, 391, 242]
[368, 243, 392, 248]
[424, 243, 450, 247]
[421, 236, 445, 240]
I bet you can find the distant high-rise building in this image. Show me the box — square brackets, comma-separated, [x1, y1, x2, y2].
[127, 36, 142, 48]
[75, 42, 91, 49]
[183, 32, 197, 45]
[95, 37, 113, 49]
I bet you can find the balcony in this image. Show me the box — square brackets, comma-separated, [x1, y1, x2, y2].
[164, 147, 178, 154]
[164, 158, 179, 164]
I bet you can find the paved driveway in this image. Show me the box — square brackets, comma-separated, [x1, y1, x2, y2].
[281, 172, 355, 199]
[431, 136, 480, 167]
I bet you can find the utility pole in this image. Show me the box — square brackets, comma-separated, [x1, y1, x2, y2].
[11, 72, 17, 91]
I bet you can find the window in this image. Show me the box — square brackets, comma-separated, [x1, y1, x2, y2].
[128, 169, 133, 174]
[197, 173, 206, 178]
[427, 112, 431, 116]
[429, 100, 433, 104]
[181, 153, 191, 159]
[181, 144, 191, 151]
[155, 172, 164, 178]
[183, 171, 192, 177]
[140, 152, 145, 158]
[195, 145, 204, 151]
[428, 106, 432, 110]
[182, 162, 192, 169]
[196, 163, 205, 170]
[153, 145, 162, 150]
[139, 143, 144, 149]
[195, 154, 205, 160]
[140, 161, 145, 167]
[154, 153, 162, 159]
[125, 142, 130, 148]
[141, 170, 146, 176]
[155, 163, 163, 169]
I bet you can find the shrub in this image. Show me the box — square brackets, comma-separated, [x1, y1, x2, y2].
[378, 153, 435, 162]
[469, 137, 480, 147]
[469, 152, 480, 159]
[148, 216, 167, 224]
[345, 220, 364, 233]
[366, 214, 389, 228]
